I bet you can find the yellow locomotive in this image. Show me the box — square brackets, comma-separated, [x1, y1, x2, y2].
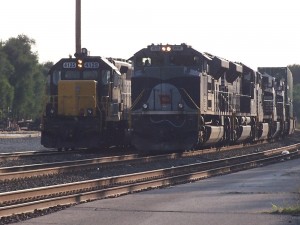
[41, 48, 132, 150]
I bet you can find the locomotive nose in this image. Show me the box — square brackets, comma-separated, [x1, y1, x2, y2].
[158, 128, 173, 141]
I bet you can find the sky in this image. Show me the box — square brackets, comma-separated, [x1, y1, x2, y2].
[1, 0, 299, 69]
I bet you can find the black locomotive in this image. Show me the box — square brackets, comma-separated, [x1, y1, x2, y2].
[41, 48, 132, 150]
[129, 43, 295, 152]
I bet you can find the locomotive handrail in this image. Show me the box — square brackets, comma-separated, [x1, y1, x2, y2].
[131, 89, 145, 110]
[40, 95, 56, 115]
[215, 90, 237, 113]
[42, 95, 58, 116]
[48, 95, 58, 106]
[180, 88, 200, 110]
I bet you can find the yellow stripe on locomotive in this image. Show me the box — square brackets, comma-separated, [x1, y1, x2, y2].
[58, 80, 97, 116]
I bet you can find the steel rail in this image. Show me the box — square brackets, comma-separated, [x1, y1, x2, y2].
[0, 149, 83, 162]
[0, 136, 270, 162]
[0, 143, 298, 181]
[0, 144, 299, 218]
[0, 153, 140, 174]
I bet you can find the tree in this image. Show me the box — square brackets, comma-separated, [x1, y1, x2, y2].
[288, 64, 300, 84]
[2, 34, 47, 120]
[41, 61, 54, 95]
[0, 45, 14, 121]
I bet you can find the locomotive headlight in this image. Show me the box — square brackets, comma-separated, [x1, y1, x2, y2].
[178, 103, 184, 110]
[162, 46, 172, 52]
[142, 103, 148, 110]
[77, 59, 83, 69]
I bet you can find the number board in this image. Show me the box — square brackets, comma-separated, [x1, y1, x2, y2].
[84, 62, 100, 69]
[63, 62, 76, 68]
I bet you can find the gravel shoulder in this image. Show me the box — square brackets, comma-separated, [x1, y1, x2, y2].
[0, 132, 48, 153]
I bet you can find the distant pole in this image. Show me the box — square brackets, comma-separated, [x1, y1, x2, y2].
[75, 0, 81, 55]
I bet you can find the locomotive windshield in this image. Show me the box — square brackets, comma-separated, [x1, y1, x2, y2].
[62, 69, 100, 80]
[50, 69, 101, 84]
[65, 70, 80, 80]
[52, 69, 110, 84]
[136, 55, 200, 67]
[133, 44, 204, 78]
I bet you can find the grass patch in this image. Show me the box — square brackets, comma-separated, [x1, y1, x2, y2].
[271, 203, 300, 215]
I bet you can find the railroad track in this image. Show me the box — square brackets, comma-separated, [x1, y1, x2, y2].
[0, 143, 299, 220]
[0, 141, 283, 181]
[0, 138, 271, 163]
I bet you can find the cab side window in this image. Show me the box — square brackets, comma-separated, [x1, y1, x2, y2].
[102, 70, 111, 85]
[52, 70, 61, 85]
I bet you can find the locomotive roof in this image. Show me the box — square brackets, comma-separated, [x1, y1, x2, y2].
[49, 56, 121, 75]
[128, 43, 210, 60]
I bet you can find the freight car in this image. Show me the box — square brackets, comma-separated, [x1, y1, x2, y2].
[41, 48, 132, 150]
[129, 43, 295, 152]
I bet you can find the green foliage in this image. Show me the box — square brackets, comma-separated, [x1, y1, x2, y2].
[271, 203, 300, 215]
[0, 77, 14, 110]
[0, 34, 48, 121]
[0, 45, 14, 120]
[289, 64, 300, 84]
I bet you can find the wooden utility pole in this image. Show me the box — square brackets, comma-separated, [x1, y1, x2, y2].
[75, 0, 81, 55]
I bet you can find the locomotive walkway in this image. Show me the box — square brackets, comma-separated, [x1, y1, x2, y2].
[11, 156, 300, 225]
